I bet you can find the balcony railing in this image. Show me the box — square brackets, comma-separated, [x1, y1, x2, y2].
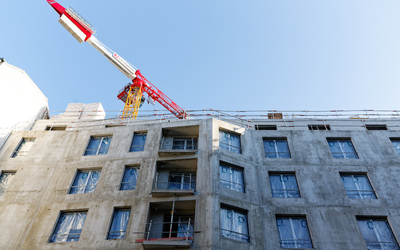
[155, 173, 196, 191]
[144, 219, 195, 241]
[160, 137, 198, 150]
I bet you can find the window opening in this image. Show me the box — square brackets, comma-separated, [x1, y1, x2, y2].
[130, 132, 147, 152]
[0, 172, 15, 195]
[308, 125, 330, 130]
[120, 167, 138, 190]
[263, 138, 290, 158]
[255, 125, 277, 130]
[219, 163, 245, 193]
[390, 139, 400, 156]
[220, 206, 249, 243]
[327, 139, 358, 159]
[46, 125, 67, 131]
[269, 174, 300, 198]
[340, 174, 376, 199]
[108, 208, 131, 239]
[84, 136, 112, 156]
[49, 212, 87, 243]
[276, 217, 312, 249]
[11, 138, 35, 158]
[219, 130, 241, 154]
[70, 170, 101, 194]
[357, 218, 399, 249]
[366, 125, 387, 130]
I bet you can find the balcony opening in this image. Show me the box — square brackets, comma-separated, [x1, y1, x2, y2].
[159, 126, 199, 156]
[153, 159, 197, 197]
[366, 124, 387, 130]
[137, 200, 196, 249]
[308, 124, 330, 130]
[255, 125, 277, 130]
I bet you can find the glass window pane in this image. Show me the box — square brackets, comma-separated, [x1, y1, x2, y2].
[50, 212, 87, 243]
[0, 172, 15, 195]
[85, 136, 112, 156]
[108, 209, 130, 239]
[391, 140, 400, 156]
[276, 217, 312, 249]
[130, 133, 147, 152]
[341, 174, 376, 199]
[270, 174, 300, 198]
[220, 207, 249, 243]
[328, 139, 358, 159]
[120, 167, 138, 190]
[219, 164, 244, 193]
[358, 219, 400, 249]
[219, 130, 241, 154]
[264, 139, 290, 158]
[70, 170, 101, 194]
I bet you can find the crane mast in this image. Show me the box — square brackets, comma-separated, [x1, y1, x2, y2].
[46, 0, 187, 119]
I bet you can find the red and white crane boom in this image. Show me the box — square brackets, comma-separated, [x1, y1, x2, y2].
[46, 0, 187, 119]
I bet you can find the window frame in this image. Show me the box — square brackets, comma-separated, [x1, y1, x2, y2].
[119, 166, 139, 191]
[0, 171, 16, 196]
[390, 138, 400, 156]
[107, 207, 131, 240]
[84, 135, 112, 156]
[11, 138, 35, 158]
[356, 217, 400, 249]
[130, 132, 147, 152]
[263, 137, 291, 159]
[219, 162, 245, 193]
[219, 129, 242, 154]
[220, 204, 250, 243]
[275, 216, 313, 249]
[340, 172, 377, 199]
[49, 211, 88, 243]
[172, 137, 198, 150]
[268, 172, 301, 198]
[69, 169, 102, 194]
[326, 138, 359, 159]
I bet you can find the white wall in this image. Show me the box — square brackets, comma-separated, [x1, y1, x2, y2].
[0, 59, 48, 150]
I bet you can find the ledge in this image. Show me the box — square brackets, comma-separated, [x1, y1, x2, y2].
[158, 149, 197, 157]
[151, 189, 194, 197]
[138, 237, 192, 249]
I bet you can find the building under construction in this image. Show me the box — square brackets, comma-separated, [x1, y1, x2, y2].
[2, 70, 400, 250]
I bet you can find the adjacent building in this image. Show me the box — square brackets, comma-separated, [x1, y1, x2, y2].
[1, 108, 400, 249]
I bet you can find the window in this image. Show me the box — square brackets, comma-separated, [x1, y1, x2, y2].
[120, 167, 138, 190]
[107, 208, 131, 239]
[220, 206, 249, 243]
[219, 130, 241, 154]
[173, 137, 198, 150]
[69, 170, 101, 194]
[269, 173, 300, 198]
[84, 136, 112, 156]
[263, 138, 290, 158]
[45, 125, 67, 131]
[11, 138, 35, 158]
[49, 212, 87, 243]
[255, 125, 277, 130]
[366, 124, 387, 130]
[130, 132, 147, 152]
[308, 124, 330, 130]
[327, 139, 358, 159]
[220, 163, 245, 193]
[0, 172, 15, 195]
[276, 217, 312, 249]
[340, 174, 376, 199]
[391, 139, 400, 156]
[357, 218, 399, 249]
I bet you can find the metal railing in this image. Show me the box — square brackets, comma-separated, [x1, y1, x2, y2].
[66, 7, 96, 34]
[155, 173, 196, 191]
[144, 220, 195, 241]
[221, 229, 250, 243]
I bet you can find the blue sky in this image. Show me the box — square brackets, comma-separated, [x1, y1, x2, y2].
[1, 0, 400, 116]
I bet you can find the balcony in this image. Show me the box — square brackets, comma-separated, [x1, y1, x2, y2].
[137, 201, 196, 249]
[152, 159, 197, 197]
[159, 126, 199, 157]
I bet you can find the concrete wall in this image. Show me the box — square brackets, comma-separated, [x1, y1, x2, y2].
[1, 117, 400, 249]
[0, 59, 49, 150]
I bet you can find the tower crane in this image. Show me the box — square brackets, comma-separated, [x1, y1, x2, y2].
[46, 0, 187, 119]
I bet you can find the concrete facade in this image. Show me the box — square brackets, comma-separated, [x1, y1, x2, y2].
[1, 116, 400, 250]
[0, 59, 49, 150]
